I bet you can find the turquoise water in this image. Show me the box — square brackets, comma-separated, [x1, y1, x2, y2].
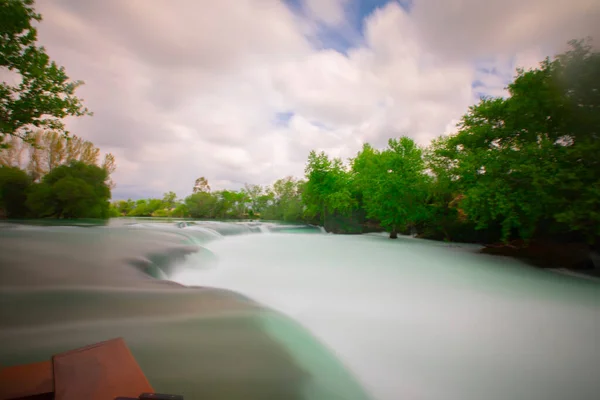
[1, 220, 599, 399]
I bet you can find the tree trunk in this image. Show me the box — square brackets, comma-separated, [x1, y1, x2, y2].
[389, 226, 398, 239]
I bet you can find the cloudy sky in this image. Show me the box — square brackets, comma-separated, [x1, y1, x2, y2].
[35, 0, 600, 199]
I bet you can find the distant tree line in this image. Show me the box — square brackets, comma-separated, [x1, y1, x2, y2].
[112, 176, 304, 222]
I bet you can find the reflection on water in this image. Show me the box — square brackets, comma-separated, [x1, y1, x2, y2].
[1, 219, 599, 400]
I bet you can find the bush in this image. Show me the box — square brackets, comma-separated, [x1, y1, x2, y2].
[26, 161, 111, 219]
[0, 166, 32, 218]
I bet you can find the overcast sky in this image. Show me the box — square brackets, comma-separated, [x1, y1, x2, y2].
[35, 0, 600, 199]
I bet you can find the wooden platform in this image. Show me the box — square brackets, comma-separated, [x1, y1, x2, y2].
[0, 361, 53, 400]
[0, 338, 153, 400]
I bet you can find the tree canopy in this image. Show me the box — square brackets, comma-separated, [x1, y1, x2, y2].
[26, 161, 111, 218]
[1, 130, 116, 183]
[430, 39, 600, 243]
[303, 151, 356, 225]
[352, 137, 430, 237]
[0, 0, 90, 145]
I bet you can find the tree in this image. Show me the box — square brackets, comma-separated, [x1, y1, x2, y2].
[353, 137, 429, 238]
[243, 183, 265, 216]
[0, 135, 26, 166]
[162, 191, 177, 210]
[26, 161, 111, 218]
[212, 190, 248, 219]
[185, 191, 218, 218]
[126, 198, 165, 217]
[170, 202, 189, 218]
[262, 177, 305, 222]
[229, 190, 249, 218]
[303, 151, 356, 225]
[101, 153, 116, 189]
[0, 130, 116, 184]
[434, 39, 600, 243]
[193, 177, 211, 193]
[0, 165, 31, 217]
[421, 136, 480, 242]
[1, 0, 90, 145]
[113, 199, 135, 216]
[548, 39, 600, 242]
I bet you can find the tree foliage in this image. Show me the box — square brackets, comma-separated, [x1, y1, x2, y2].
[0, 165, 30, 217]
[26, 161, 110, 218]
[0, 130, 116, 185]
[430, 39, 600, 243]
[352, 137, 430, 237]
[193, 176, 210, 193]
[262, 177, 304, 221]
[303, 151, 356, 225]
[0, 0, 90, 145]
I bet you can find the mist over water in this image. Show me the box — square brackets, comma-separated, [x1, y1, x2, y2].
[172, 230, 600, 400]
[1, 220, 599, 400]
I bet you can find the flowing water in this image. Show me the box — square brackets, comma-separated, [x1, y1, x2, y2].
[1, 219, 599, 400]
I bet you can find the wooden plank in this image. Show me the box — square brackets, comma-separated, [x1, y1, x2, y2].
[0, 361, 54, 400]
[53, 338, 152, 400]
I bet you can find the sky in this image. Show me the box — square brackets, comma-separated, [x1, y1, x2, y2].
[34, 0, 600, 200]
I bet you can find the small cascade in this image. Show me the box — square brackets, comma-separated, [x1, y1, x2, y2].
[259, 225, 271, 234]
[182, 225, 223, 239]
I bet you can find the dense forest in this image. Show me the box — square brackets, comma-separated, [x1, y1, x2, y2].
[1, 1, 599, 261]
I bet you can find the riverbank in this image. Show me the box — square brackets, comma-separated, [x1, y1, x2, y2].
[480, 240, 600, 277]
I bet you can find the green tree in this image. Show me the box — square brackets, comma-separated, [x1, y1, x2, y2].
[303, 151, 356, 226]
[421, 136, 473, 241]
[353, 137, 429, 238]
[0, 165, 31, 217]
[170, 202, 189, 218]
[162, 191, 177, 210]
[263, 177, 305, 222]
[108, 203, 120, 218]
[1, 0, 90, 145]
[127, 199, 151, 216]
[229, 190, 249, 218]
[26, 161, 110, 218]
[548, 39, 600, 242]
[434, 39, 600, 243]
[113, 199, 135, 216]
[185, 191, 218, 218]
[243, 183, 265, 216]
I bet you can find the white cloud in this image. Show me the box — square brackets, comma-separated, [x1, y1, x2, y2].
[25, 0, 599, 199]
[411, 0, 600, 61]
[304, 0, 349, 26]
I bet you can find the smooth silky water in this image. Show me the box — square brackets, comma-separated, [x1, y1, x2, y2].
[1, 220, 598, 399]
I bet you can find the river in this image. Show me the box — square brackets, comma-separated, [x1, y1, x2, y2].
[1, 219, 599, 400]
